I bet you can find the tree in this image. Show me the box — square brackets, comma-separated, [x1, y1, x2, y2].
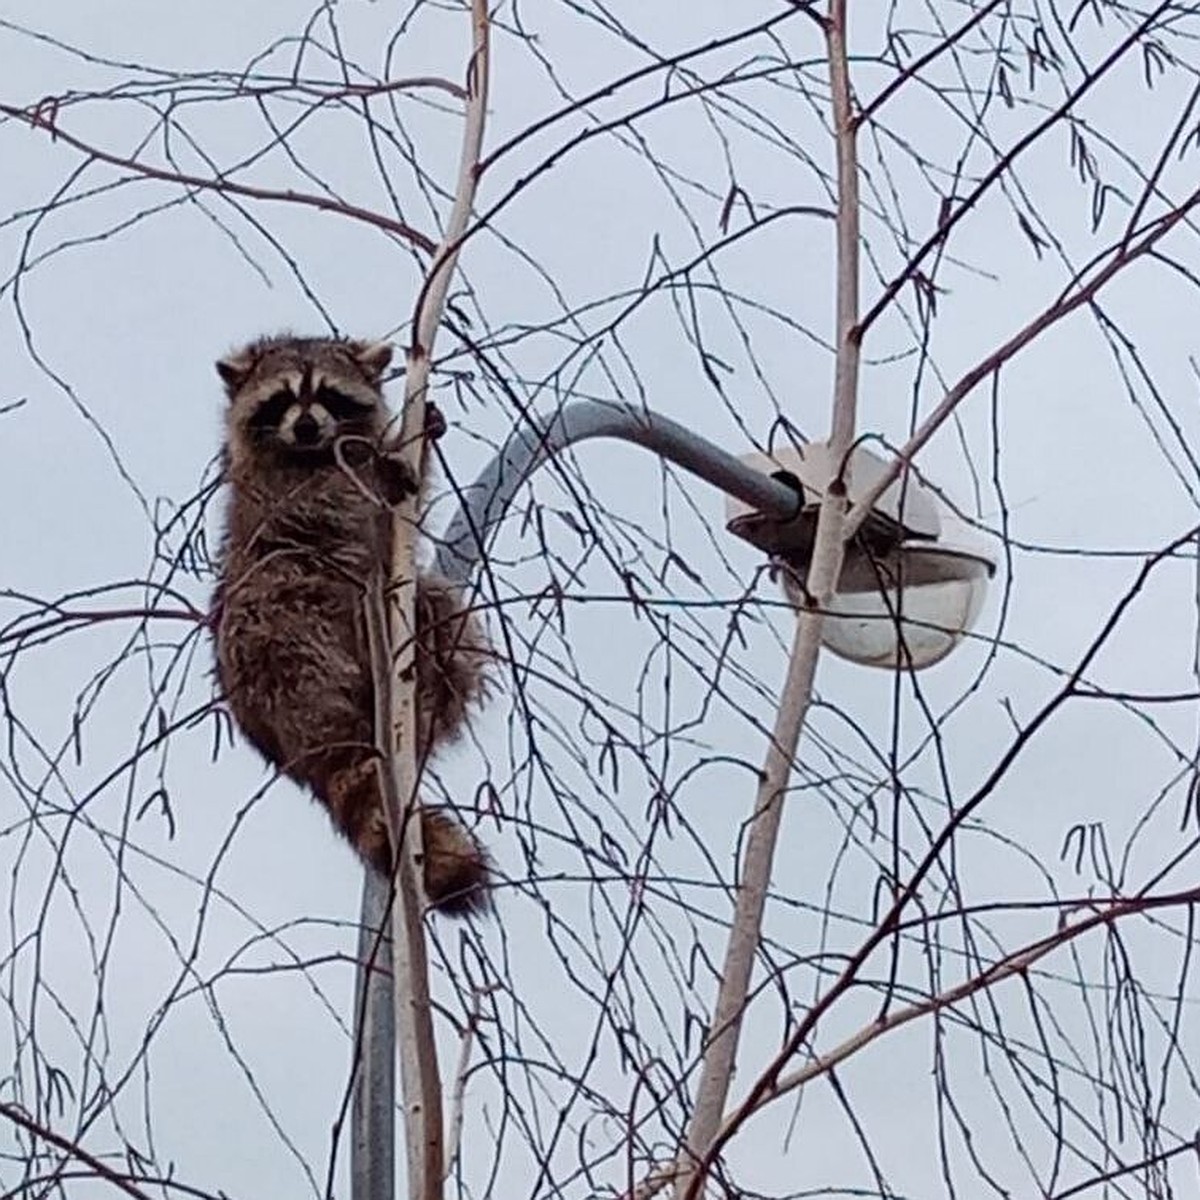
[4, 2, 1200, 1198]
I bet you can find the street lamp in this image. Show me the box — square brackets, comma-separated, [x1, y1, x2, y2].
[353, 405, 994, 1200]
[724, 442, 995, 669]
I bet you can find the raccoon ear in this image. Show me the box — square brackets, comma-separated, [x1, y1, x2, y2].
[216, 348, 256, 394]
[351, 340, 393, 380]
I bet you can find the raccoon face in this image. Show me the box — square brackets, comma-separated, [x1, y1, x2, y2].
[246, 377, 374, 454]
[218, 336, 393, 464]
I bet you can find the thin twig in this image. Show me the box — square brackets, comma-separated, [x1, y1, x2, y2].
[0, 1103, 156, 1200]
[856, 0, 1003, 126]
[853, 1, 1171, 339]
[0, 102, 436, 253]
[845, 182, 1200, 538]
[445, 984, 496, 1177]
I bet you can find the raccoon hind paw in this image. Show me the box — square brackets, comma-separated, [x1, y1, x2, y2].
[420, 808, 492, 917]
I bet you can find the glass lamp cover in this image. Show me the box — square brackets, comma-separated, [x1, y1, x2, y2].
[820, 546, 991, 670]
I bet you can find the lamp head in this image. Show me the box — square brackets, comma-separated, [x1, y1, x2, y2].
[726, 443, 994, 670]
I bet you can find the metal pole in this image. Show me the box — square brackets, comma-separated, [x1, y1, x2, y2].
[351, 876, 395, 1200]
[350, 399, 800, 1200]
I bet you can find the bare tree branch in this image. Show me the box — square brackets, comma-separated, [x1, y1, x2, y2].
[377, 6, 491, 1200]
[678, 4, 861, 1196]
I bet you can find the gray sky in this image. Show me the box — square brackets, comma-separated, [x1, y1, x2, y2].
[4, 2, 1200, 1198]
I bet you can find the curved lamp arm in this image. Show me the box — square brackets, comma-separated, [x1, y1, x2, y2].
[435, 398, 801, 586]
[352, 399, 800, 1200]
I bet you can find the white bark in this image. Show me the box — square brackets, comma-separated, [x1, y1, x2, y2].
[676, 5, 861, 1196]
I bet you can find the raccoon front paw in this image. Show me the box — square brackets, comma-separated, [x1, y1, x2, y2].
[423, 400, 447, 442]
[376, 452, 421, 506]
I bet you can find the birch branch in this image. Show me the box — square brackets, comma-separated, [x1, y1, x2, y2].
[378, 6, 490, 1200]
[675, 6, 860, 1198]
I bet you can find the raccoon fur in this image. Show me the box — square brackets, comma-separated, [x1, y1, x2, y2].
[211, 333, 490, 915]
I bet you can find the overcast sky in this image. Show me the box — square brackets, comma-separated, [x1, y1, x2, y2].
[4, 3, 1200, 1198]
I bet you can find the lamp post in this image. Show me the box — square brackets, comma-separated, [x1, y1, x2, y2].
[350, 403, 995, 1200]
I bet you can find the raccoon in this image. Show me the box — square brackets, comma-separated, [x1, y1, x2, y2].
[211, 334, 491, 915]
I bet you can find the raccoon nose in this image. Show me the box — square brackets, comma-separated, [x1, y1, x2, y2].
[293, 411, 321, 445]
